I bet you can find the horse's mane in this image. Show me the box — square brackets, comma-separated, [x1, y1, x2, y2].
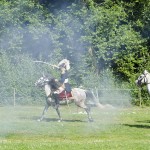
[48, 78, 61, 91]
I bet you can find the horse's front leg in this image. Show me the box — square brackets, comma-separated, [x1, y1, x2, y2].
[38, 103, 49, 122]
[52, 93, 62, 122]
[55, 105, 62, 122]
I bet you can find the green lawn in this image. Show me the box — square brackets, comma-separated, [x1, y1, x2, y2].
[0, 105, 149, 150]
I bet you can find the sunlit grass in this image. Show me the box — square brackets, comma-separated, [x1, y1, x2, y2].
[0, 105, 150, 150]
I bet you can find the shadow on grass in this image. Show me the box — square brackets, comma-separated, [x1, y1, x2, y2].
[123, 124, 150, 129]
[44, 118, 87, 123]
[136, 120, 150, 123]
[21, 116, 87, 123]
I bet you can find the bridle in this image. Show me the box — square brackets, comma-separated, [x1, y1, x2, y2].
[35, 76, 49, 88]
[137, 73, 150, 86]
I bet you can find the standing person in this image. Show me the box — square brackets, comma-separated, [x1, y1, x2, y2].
[52, 59, 71, 106]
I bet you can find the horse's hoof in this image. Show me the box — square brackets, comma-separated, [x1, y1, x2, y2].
[89, 119, 94, 122]
[58, 118, 62, 122]
[37, 119, 41, 122]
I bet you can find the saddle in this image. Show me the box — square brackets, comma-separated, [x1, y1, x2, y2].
[59, 90, 72, 100]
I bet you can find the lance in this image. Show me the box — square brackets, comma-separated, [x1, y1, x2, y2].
[33, 60, 59, 69]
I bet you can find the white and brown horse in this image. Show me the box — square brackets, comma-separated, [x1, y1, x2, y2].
[135, 70, 150, 95]
[35, 75, 101, 122]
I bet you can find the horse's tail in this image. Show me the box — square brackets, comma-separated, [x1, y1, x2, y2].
[85, 90, 104, 108]
[85, 90, 99, 106]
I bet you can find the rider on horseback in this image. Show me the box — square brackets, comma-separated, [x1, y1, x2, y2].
[52, 59, 71, 106]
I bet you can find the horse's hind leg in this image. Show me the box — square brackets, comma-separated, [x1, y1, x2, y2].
[76, 102, 93, 122]
[85, 106, 94, 122]
[38, 103, 49, 122]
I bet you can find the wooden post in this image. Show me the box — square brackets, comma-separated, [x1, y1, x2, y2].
[139, 88, 142, 107]
[13, 88, 16, 107]
[95, 87, 99, 101]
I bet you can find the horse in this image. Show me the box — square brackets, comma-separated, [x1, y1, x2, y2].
[135, 70, 150, 95]
[35, 75, 101, 122]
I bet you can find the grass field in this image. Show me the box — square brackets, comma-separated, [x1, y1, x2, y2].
[0, 104, 150, 150]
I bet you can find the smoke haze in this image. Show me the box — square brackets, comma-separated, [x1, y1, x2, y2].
[0, 0, 133, 139]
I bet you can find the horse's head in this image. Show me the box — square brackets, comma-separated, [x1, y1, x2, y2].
[135, 70, 150, 87]
[35, 76, 49, 88]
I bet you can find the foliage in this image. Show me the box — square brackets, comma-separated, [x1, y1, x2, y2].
[0, 0, 150, 105]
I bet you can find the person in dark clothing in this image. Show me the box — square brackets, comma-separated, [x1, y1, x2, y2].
[59, 65, 71, 92]
[52, 59, 71, 105]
